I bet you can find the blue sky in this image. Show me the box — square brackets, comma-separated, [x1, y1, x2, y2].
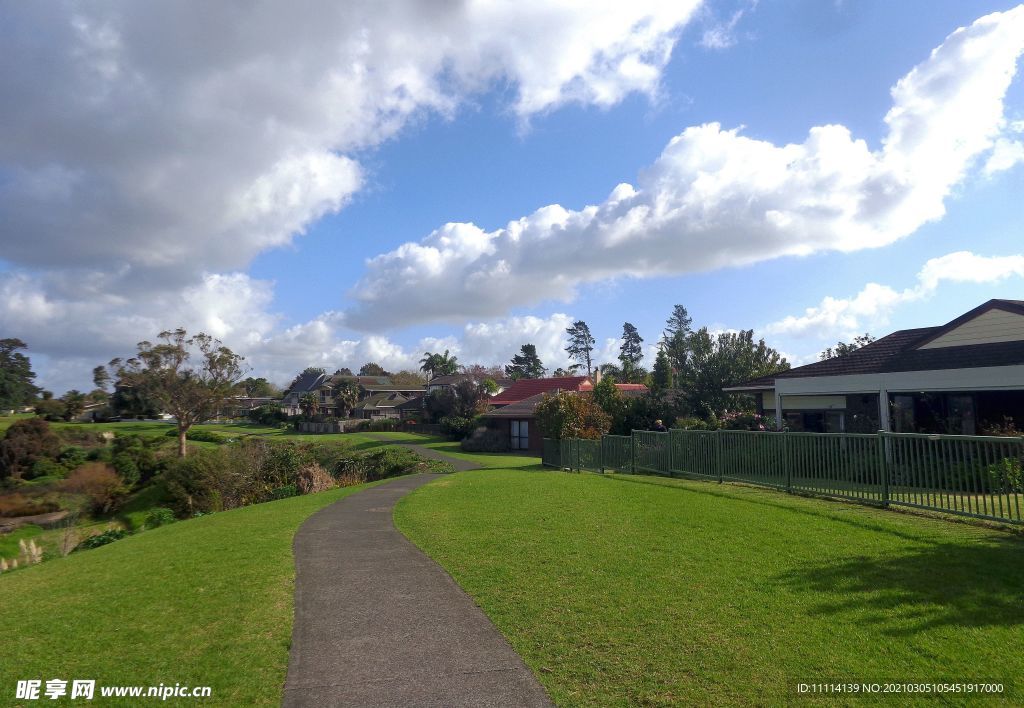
[2, 1, 1024, 390]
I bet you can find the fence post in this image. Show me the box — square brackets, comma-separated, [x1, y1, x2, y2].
[878, 430, 889, 507]
[715, 429, 723, 484]
[575, 438, 581, 473]
[667, 431, 674, 478]
[631, 431, 637, 475]
[784, 431, 792, 493]
[600, 436, 605, 474]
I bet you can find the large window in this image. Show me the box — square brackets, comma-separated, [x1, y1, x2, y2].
[510, 420, 529, 450]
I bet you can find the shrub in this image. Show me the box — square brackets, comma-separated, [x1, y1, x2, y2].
[60, 463, 127, 514]
[0, 418, 62, 480]
[268, 485, 299, 500]
[58, 446, 88, 471]
[461, 427, 508, 453]
[296, 463, 335, 494]
[368, 418, 400, 432]
[111, 434, 166, 483]
[988, 457, 1023, 494]
[164, 428, 228, 444]
[144, 507, 176, 529]
[673, 416, 714, 430]
[534, 392, 611, 440]
[0, 492, 61, 518]
[76, 529, 129, 551]
[30, 457, 67, 480]
[440, 415, 476, 440]
[111, 453, 141, 487]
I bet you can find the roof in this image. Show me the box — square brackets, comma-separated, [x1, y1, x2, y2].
[729, 299, 1024, 389]
[353, 392, 408, 410]
[429, 374, 514, 388]
[395, 396, 423, 411]
[577, 381, 649, 394]
[489, 376, 589, 405]
[481, 393, 547, 418]
[329, 374, 394, 387]
[288, 371, 328, 394]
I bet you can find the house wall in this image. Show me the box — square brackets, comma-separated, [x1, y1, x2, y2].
[762, 392, 845, 410]
[487, 418, 543, 453]
[775, 364, 1024, 397]
[919, 309, 1024, 349]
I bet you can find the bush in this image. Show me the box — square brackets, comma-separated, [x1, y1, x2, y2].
[333, 447, 453, 486]
[164, 428, 228, 444]
[0, 492, 61, 518]
[60, 463, 127, 514]
[111, 434, 167, 484]
[249, 403, 287, 426]
[461, 427, 508, 453]
[111, 453, 141, 487]
[534, 393, 611, 440]
[268, 485, 299, 500]
[673, 416, 715, 430]
[296, 463, 335, 494]
[144, 507, 176, 528]
[30, 457, 67, 480]
[440, 415, 476, 440]
[76, 529, 129, 551]
[0, 418, 62, 480]
[988, 457, 1023, 494]
[368, 418, 400, 432]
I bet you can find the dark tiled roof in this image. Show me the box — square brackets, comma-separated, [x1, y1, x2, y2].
[353, 392, 408, 410]
[428, 374, 474, 386]
[288, 371, 328, 394]
[395, 396, 423, 411]
[481, 393, 547, 418]
[731, 298, 1024, 388]
[489, 376, 589, 404]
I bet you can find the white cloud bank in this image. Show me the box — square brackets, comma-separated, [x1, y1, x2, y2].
[763, 250, 1024, 339]
[345, 5, 1024, 329]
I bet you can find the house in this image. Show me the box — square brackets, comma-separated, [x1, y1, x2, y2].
[481, 375, 649, 452]
[351, 392, 410, 420]
[281, 371, 424, 417]
[426, 374, 513, 395]
[726, 299, 1024, 434]
[280, 370, 330, 416]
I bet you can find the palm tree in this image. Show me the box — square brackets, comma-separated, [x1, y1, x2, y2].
[333, 380, 360, 418]
[419, 352, 441, 381]
[435, 349, 459, 376]
[299, 392, 320, 420]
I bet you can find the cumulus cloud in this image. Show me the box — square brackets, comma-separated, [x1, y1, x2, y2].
[345, 6, 1024, 329]
[0, 1, 699, 282]
[763, 250, 1024, 339]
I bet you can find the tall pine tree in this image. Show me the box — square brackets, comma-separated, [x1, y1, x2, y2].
[662, 304, 692, 387]
[505, 344, 547, 380]
[564, 320, 595, 376]
[617, 323, 644, 383]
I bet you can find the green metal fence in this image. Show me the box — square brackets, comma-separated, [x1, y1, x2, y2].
[542, 429, 1024, 524]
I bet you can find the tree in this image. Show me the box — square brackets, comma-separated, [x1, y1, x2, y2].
[333, 379, 361, 418]
[461, 363, 505, 380]
[534, 392, 611, 440]
[299, 392, 320, 419]
[652, 349, 672, 393]
[420, 350, 458, 380]
[452, 379, 490, 418]
[680, 328, 789, 418]
[92, 365, 111, 392]
[238, 377, 278, 398]
[111, 328, 246, 457]
[505, 344, 546, 380]
[60, 390, 87, 421]
[565, 320, 596, 376]
[662, 305, 692, 386]
[334, 367, 353, 376]
[358, 362, 390, 377]
[551, 366, 579, 377]
[0, 338, 39, 409]
[390, 370, 426, 387]
[618, 323, 645, 383]
[820, 333, 876, 361]
[0, 418, 62, 480]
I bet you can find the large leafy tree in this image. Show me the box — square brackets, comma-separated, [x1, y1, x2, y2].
[565, 320, 596, 376]
[110, 329, 246, 457]
[237, 376, 278, 398]
[60, 389, 87, 421]
[618, 323, 645, 383]
[92, 365, 111, 392]
[0, 418, 61, 480]
[820, 333, 876, 360]
[358, 362, 390, 377]
[0, 338, 39, 409]
[505, 344, 546, 380]
[680, 328, 789, 418]
[390, 370, 426, 386]
[534, 391, 611, 440]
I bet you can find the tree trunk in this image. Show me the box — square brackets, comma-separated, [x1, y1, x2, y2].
[178, 426, 189, 458]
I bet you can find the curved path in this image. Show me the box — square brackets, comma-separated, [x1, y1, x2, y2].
[283, 472, 552, 707]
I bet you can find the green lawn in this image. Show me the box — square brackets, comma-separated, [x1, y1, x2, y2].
[0, 479, 393, 705]
[395, 468, 1024, 706]
[366, 431, 541, 468]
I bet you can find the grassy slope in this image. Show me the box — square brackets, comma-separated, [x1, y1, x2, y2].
[0, 480, 390, 706]
[396, 469, 1024, 706]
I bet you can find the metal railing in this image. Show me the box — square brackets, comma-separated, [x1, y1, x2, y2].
[542, 429, 1024, 524]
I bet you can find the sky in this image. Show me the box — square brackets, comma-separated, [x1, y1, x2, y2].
[2, 0, 1024, 392]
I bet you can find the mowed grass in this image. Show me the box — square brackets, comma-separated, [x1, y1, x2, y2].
[0, 480, 390, 706]
[395, 469, 1024, 706]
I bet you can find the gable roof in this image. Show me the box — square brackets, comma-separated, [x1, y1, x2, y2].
[728, 299, 1024, 389]
[481, 393, 547, 418]
[288, 371, 328, 394]
[489, 376, 589, 405]
[353, 392, 409, 410]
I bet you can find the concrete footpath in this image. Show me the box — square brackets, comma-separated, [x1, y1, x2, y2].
[282, 473, 553, 707]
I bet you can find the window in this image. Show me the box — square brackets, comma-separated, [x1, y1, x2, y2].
[510, 420, 529, 450]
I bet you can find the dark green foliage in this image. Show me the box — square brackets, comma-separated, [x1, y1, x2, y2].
[0, 338, 39, 409]
[419, 350, 459, 379]
[237, 377, 278, 398]
[440, 415, 477, 440]
[424, 388, 457, 421]
[249, 403, 287, 426]
[680, 328, 789, 419]
[652, 349, 672, 393]
[0, 418, 62, 480]
[59, 390, 87, 421]
[163, 428, 228, 444]
[612, 396, 679, 435]
[76, 529, 129, 551]
[661, 305, 692, 384]
[617, 323, 645, 383]
[268, 485, 299, 501]
[92, 365, 111, 392]
[33, 398, 67, 421]
[505, 344, 546, 380]
[820, 333, 876, 361]
[29, 458, 66, 480]
[367, 418, 400, 431]
[111, 453, 141, 487]
[460, 427, 509, 452]
[58, 446, 88, 471]
[358, 362, 389, 376]
[144, 507, 176, 528]
[565, 320, 595, 375]
[112, 434, 167, 484]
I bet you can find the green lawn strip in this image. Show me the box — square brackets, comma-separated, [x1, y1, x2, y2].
[368, 431, 540, 468]
[1, 479, 393, 706]
[395, 468, 1024, 707]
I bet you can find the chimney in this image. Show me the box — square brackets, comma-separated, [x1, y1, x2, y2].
[593, 367, 602, 385]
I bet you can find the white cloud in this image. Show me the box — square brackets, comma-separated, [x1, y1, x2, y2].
[699, 1, 757, 50]
[763, 250, 1024, 339]
[345, 6, 1024, 329]
[0, 1, 701, 281]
